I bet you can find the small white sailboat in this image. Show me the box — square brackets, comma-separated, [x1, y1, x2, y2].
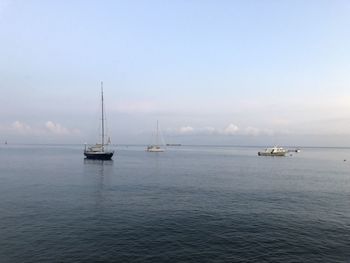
[146, 120, 165, 152]
[84, 82, 114, 160]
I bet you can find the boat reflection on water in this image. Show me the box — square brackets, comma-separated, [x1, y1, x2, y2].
[83, 159, 114, 166]
[83, 159, 114, 208]
[83, 159, 113, 179]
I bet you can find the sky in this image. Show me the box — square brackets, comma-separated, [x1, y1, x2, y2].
[1, 0, 350, 146]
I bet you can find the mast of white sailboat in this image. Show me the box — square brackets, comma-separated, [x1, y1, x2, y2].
[101, 81, 105, 151]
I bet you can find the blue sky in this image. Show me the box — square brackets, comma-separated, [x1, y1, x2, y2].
[1, 0, 350, 146]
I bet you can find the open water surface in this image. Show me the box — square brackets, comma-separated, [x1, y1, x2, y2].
[0, 145, 349, 262]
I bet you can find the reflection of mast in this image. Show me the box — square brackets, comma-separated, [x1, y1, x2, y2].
[95, 162, 105, 208]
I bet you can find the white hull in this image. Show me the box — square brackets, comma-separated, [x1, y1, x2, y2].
[258, 151, 286, 156]
[146, 148, 164, 152]
[146, 146, 164, 152]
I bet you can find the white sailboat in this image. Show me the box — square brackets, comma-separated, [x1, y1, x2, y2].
[146, 120, 165, 152]
[84, 82, 114, 160]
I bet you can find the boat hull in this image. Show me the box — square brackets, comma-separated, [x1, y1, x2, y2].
[146, 149, 164, 152]
[258, 152, 286, 156]
[84, 151, 114, 160]
[146, 145, 164, 152]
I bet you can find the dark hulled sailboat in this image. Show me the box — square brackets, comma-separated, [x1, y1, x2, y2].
[84, 82, 114, 160]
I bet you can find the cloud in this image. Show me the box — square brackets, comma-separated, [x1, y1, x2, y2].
[45, 121, 69, 135]
[221, 124, 239, 135]
[167, 126, 217, 136]
[45, 121, 80, 135]
[243, 126, 275, 136]
[167, 123, 274, 137]
[168, 119, 350, 138]
[9, 121, 46, 135]
[12, 121, 34, 134]
[0, 121, 80, 136]
[178, 126, 194, 134]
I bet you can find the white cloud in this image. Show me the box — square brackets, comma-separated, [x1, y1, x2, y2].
[45, 121, 80, 135]
[0, 121, 80, 136]
[45, 121, 69, 135]
[221, 124, 239, 135]
[12, 121, 33, 134]
[167, 123, 276, 137]
[9, 121, 45, 135]
[178, 126, 194, 134]
[167, 126, 217, 136]
[243, 127, 275, 136]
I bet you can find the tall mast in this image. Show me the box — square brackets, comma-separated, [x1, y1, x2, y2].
[156, 120, 159, 146]
[101, 81, 104, 151]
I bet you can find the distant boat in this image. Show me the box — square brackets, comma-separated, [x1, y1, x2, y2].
[258, 146, 287, 156]
[84, 82, 114, 160]
[146, 120, 165, 152]
[166, 143, 182, 146]
[287, 148, 301, 153]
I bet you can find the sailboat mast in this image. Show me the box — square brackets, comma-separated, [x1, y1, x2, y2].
[156, 120, 159, 146]
[101, 81, 104, 150]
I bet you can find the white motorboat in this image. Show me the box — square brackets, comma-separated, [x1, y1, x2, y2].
[258, 146, 287, 156]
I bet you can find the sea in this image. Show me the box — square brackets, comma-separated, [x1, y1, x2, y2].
[0, 144, 349, 262]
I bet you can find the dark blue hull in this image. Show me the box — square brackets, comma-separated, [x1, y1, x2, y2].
[84, 151, 114, 160]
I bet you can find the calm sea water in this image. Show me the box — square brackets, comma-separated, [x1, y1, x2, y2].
[0, 145, 349, 262]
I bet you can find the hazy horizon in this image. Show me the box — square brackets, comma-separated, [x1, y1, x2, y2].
[1, 1, 350, 147]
